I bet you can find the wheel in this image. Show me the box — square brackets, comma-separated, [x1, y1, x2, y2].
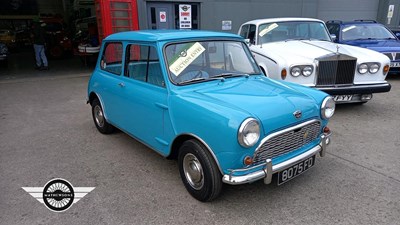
[91, 98, 114, 134]
[178, 139, 222, 202]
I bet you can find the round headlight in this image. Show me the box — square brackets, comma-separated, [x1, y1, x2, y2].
[238, 118, 260, 148]
[369, 63, 379, 74]
[302, 66, 313, 77]
[358, 63, 368, 74]
[321, 96, 335, 119]
[290, 67, 301, 77]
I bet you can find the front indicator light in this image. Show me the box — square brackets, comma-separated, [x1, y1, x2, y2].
[244, 156, 253, 165]
[383, 64, 389, 75]
[281, 69, 287, 80]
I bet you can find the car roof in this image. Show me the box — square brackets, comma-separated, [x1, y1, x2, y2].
[104, 30, 243, 42]
[242, 17, 324, 26]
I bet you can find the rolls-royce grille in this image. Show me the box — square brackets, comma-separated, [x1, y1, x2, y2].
[253, 121, 321, 165]
[316, 54, 357, 86]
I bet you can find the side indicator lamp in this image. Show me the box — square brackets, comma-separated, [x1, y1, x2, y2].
[281, 69, 287, 80]
[383, 65, 390, 75]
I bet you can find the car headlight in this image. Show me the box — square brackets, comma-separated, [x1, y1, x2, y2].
[321, 96, 335, 119]
[302, 66, 313, 76]
[358, 63, 368, 74]
[290, 66, 301, 77]
[368, 63, 380, 74]
[238, 118, 260, 148]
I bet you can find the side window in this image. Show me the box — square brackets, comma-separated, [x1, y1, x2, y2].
[125, 44, 165, 87]
[101, 42, 123, 75]
[248, 24, 256, 44]
[239, 25, 249, 38]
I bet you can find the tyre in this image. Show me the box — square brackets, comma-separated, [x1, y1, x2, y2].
[178, 139, 222, 202]
[91, 98, 114, 134]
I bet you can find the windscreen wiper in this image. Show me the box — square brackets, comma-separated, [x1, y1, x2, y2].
[212, 73, 250, 78]
[177, 77, 224, 85]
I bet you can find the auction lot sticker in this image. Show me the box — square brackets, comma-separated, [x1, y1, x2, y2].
[169, 42, 205, 76]
[22, 178, 95, 212]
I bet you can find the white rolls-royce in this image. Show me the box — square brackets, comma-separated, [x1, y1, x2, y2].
[238, 18, 391, 103]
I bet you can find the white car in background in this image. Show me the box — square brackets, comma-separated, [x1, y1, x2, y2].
[238, 18, 391, 103]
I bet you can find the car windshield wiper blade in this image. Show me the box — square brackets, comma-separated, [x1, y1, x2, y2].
[212, 73, 250, 78]
[177, 76, 225, 85]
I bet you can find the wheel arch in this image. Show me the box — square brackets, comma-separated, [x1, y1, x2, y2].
[168, 133, 223, 175]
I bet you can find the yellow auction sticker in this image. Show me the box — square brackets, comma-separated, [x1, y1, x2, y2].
[169, 42, 206, 76]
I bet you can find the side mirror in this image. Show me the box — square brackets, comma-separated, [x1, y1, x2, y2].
[244, 38, 251, 45]
[395, 32, 400, 39]
[330, 34, 337, 42]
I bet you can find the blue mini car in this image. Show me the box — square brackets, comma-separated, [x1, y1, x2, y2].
[87, 30, 334, 201]
[326, 20, 400, 74]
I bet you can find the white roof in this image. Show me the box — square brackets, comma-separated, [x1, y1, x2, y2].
[242, 17, 324, 26]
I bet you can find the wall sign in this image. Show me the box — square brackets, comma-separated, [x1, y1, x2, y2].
[179, 4, 192, 29]
[222, 21, 232, 30]
[387, 5, 394, 24]
[160, 11, 167, 23]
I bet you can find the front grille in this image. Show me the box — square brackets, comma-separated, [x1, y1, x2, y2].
[316, 54, 356, 86]
[253, 120, 321, 165]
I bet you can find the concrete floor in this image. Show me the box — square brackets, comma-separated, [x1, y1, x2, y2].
[0, 50, 95, 81]
[0, 53, 399, 224]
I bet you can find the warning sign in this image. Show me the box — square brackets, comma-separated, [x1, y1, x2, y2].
[179, 4, 192, 29]
[160, 11, 166, 23]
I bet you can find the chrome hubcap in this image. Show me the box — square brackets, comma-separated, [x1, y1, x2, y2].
[183, 153, 204, 190]
[94, 105, 104, 127]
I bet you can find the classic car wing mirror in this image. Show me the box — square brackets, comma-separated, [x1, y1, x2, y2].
[244, 38, 251, 46]
[330, 34, 337, 42]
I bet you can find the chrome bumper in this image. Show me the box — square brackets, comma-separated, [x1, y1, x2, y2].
[222, 133, 331, 185]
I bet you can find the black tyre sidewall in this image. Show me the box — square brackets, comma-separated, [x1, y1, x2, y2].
[91, 98, 113, 134]
[178, 140, 222, 202]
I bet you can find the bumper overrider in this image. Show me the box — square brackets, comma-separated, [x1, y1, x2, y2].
[222, 132, 331, 185]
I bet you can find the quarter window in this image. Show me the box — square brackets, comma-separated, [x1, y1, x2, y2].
[101, 42, 123, 75]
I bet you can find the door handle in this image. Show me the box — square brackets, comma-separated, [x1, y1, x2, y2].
[118, 82, 125, 87]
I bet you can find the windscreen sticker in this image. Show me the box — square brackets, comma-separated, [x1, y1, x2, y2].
[259, 23, 278, 37]
[169, 42, 205, 76]
[342, 25, 356, 32]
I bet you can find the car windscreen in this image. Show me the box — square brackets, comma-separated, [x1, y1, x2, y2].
[165, 40, 261, 85]
[258, 21, 331, 44]
[341, 24, 396, 41]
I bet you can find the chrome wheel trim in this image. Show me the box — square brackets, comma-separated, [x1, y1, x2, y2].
[183, 153, 204, 190]
[94, 105, 104, 127]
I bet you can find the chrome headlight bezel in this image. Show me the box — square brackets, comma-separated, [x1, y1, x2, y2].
[302, 66, 313, 77]
[368, 63, 380, 74]
[358, 63, 368, 74]
[321, 96, 335, 120]
[290, 66, 301, 77]
[290, 65, 314, 77]
[238, 118, 260, 148]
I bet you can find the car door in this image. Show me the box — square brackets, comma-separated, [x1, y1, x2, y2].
[97, 42, 126, 126]
[116, 43, 170, 155]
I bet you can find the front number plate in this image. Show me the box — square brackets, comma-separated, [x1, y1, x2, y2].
[390, 62, 400, 67]
[333, 95, 353, 102]
[277, 155, 316, 185]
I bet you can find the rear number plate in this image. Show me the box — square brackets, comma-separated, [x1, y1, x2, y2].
[333, 95, 353, 102]
[278, 155, 315, 185]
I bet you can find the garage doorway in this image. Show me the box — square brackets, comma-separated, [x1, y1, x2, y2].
[147, 2, 200, 30]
